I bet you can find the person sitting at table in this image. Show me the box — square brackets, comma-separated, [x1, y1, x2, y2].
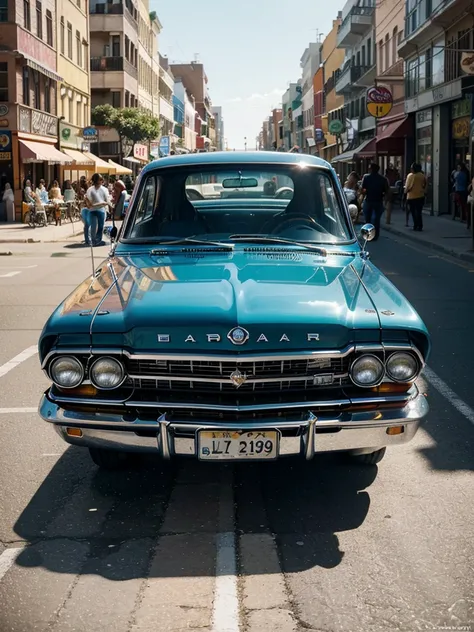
[24, 180, 35, 206]
[49, 180, 63, 225]
[35, 180, 49, 205]
[63, 180, 75, 221]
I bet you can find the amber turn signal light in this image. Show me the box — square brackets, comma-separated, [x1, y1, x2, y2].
[386, 426, 404, 436]
[57, 384, 98, 397]
[66, 427, 83, 437]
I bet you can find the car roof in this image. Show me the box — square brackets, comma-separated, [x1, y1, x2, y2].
[141, 151, 332, 174]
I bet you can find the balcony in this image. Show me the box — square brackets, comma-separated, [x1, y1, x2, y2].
[337, 5, 375, 48]
[90, 1, 137, 25]
[159, 97, 174, 123]
[353, 62, 376, 87]
[90, 56, 137, 79]
[335, 63, 373, 94]
[400, 0, 470, 57]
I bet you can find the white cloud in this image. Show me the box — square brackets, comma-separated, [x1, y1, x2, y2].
[225, 88, 284, 104]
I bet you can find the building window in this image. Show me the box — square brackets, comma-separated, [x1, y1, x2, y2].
[24, 0, 31, 30]
[0, 62, 7, 102]
[36, 1, 42, 38]
[392, 27, 398, 65]
[112, 35, 120, 57]
[406, 59, 418, 97]
[111, 91, 120, 108]
[22, 67, 30, 105]
[76, 31, 82, 66]
[83, 101, 88, 126]
[46, 9, 52, 46]
[367, 37, 372, 66]
[67, 22, 72, 59]
[384, 33, 390, 70]
[125, 90, 129, 107]
[33, 70, 40, 109]
[83, 41, 87, 70]
[60, 17, 64, 54]
[0, 0, 8, 22]
[378, 39, 383, 72]
[432, 39, 444, 85]
[44, 78, 51, 112]
[76, 0, 80, 7]
[125, 35, 130, 61]
[76, 100, 81, 126]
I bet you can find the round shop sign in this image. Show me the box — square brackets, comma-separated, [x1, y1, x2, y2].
[366, 85, 393, 118]
[328, 119, 344, 135]
[0, 104, 9, 117]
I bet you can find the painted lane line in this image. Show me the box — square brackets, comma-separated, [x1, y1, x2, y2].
[0, 346, 38, 379]
[0, 265, 38, 269]
[212, 468, 239, 632]
[0, 271, 21, 278]
[424, 366, 474, 427]
[0, 547, 25, 582]
[0, 407, 38, 414]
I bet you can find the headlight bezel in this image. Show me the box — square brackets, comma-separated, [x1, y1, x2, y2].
[385, 351, 420, 383]
[49, 355, 84, 389]
[89, 356, 126, 390]
[350, 353, 385, 387]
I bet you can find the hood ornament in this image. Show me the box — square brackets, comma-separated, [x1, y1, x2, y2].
[230, 369, 247, 388]
[227, 326, 249, 346]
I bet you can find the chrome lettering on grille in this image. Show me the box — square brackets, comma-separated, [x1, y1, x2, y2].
[313, 374, 334, 386]
[157, 334, 170, 343]
[185, 335, 196, 343]
[307, 333, 320, 341]
[280, 334, 290, 342]
[257, 334, 268, 342]
[207, 334, 221, 343]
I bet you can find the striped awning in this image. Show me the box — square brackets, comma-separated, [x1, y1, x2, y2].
[19, 140, 72, 164]
[20, 54, 63, 83]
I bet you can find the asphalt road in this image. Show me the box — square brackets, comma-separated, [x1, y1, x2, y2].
[0, 233, 473, 632]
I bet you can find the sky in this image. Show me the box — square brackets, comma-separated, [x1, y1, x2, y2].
[151, 0, 347, 149]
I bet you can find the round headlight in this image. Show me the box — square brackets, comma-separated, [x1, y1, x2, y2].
[50, 356, 84, 389]
[90, 357, 125, 390]
[386, 352, 419, 382]
[350, 354, 384, 387]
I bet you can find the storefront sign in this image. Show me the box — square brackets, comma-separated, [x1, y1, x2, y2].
[0, 131, 12, 161]
[452, 98, 471, 120]
[328, 119, 344, 135]
[315, 128, 324, 142]
[82, 126, 98, 140]
[0, 104, 9, 116]
[159, 136, 170, 156]
[0, 120, 8, 128]
[150, 141, 160, 158]
[366, 85, 393, 118]
[133, 143, 148, 161]
[31, 111, 56, 136]
[81, 142, 90, 152]
[406, 80, 462, 114]
[452, 116, 470, 139]
[460, 52, 474, 75]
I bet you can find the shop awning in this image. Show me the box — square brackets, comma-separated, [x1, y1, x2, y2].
[83, 151, 112, 173]
[62, 148, 95, 166]
[123, 156, 141, 164]
[108, 159, 132, 175]
[331, 138, 376, 163]
[19, 140, 72, 164]
[20, 54, 63, 83]
[376, 117, 412, 153]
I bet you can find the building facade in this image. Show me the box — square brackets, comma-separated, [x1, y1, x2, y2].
[0, 0, 76, 219]
[398, 0, 474, 214]
[212, 105, 224, 151]
[321, 14, 345, 163]
[159, 54, 174, 137]
[300, 43, 321, 152]
[57, 0, 91, 157]
[174, 78, 196, 152]
[170, 62, 215, 151]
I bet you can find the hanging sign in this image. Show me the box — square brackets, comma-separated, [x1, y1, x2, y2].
[461, 52, 474, 75]
[82, 126, 98, 140]
[366, 85, 393, 118]
[328, 119, 344, 135]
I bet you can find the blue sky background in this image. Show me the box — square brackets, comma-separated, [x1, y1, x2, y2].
[151, 0, 346, 149]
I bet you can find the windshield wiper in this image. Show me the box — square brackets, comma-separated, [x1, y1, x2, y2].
[151, 237, 234, 250]
[228, 234, 327, 256]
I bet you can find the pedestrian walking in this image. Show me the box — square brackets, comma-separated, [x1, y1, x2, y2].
[360, 163, 389, 240]
[2, 183, 15, 222]
[85, 173, 111, 247]
[405, 163, 426, 231]
[453, 162, 470, 225]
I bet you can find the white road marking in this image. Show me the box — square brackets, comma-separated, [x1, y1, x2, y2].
[0, 547, 24, 582]
[0, 265, 38, 269]
[212, 469, 239, 632]
[0, 407, 37, 414]
[0, 346, 38, 379]
[0, 271, 21, 278]
[424, 366, 474, 427]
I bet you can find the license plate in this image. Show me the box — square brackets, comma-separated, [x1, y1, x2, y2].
[198, 430, 279, 461]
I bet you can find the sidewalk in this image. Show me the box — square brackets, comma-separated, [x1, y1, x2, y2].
[382, 206, 474, 265]
[0, 221, 82, 244]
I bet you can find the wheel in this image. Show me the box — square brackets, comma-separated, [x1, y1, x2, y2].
[88, 447, 133, 470]
[349, 447, 386, 465]
[25, 211, 35, 228]
[37, 213, 47, 227]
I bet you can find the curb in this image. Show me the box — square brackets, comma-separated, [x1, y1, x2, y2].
[383, 223, 474, 265]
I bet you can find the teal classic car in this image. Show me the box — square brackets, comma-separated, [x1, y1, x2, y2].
[38, 152, 430, 469]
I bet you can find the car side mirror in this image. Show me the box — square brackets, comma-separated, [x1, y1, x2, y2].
[360, 223, 375, 260]
[348, 204, 359, 222]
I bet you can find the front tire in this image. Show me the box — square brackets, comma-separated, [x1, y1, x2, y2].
[350, 447, 386, 465]
[89, 447, 133, 470]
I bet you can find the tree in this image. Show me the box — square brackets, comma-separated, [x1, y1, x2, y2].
[91, 104, 116, 128]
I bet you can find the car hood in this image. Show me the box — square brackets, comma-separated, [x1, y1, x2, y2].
[41, 249, 428, 355]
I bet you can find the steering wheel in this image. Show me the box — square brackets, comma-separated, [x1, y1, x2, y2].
[274, 187, 294, 200]
[269, 213, 328, 235]
[186, 189, 204, 201]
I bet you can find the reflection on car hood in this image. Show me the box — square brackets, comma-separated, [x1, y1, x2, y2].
[42, 249, 428, 354]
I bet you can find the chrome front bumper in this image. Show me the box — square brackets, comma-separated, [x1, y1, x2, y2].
[39, 389, 429, 460]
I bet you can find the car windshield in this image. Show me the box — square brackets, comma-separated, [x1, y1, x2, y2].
[122, 163, 353, 245]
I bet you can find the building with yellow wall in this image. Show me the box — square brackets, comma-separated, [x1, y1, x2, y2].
[56, 0, 91, 154]
[321, 13, 345, 163]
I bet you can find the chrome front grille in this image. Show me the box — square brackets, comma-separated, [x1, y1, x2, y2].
[127, 355, 350, 393]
